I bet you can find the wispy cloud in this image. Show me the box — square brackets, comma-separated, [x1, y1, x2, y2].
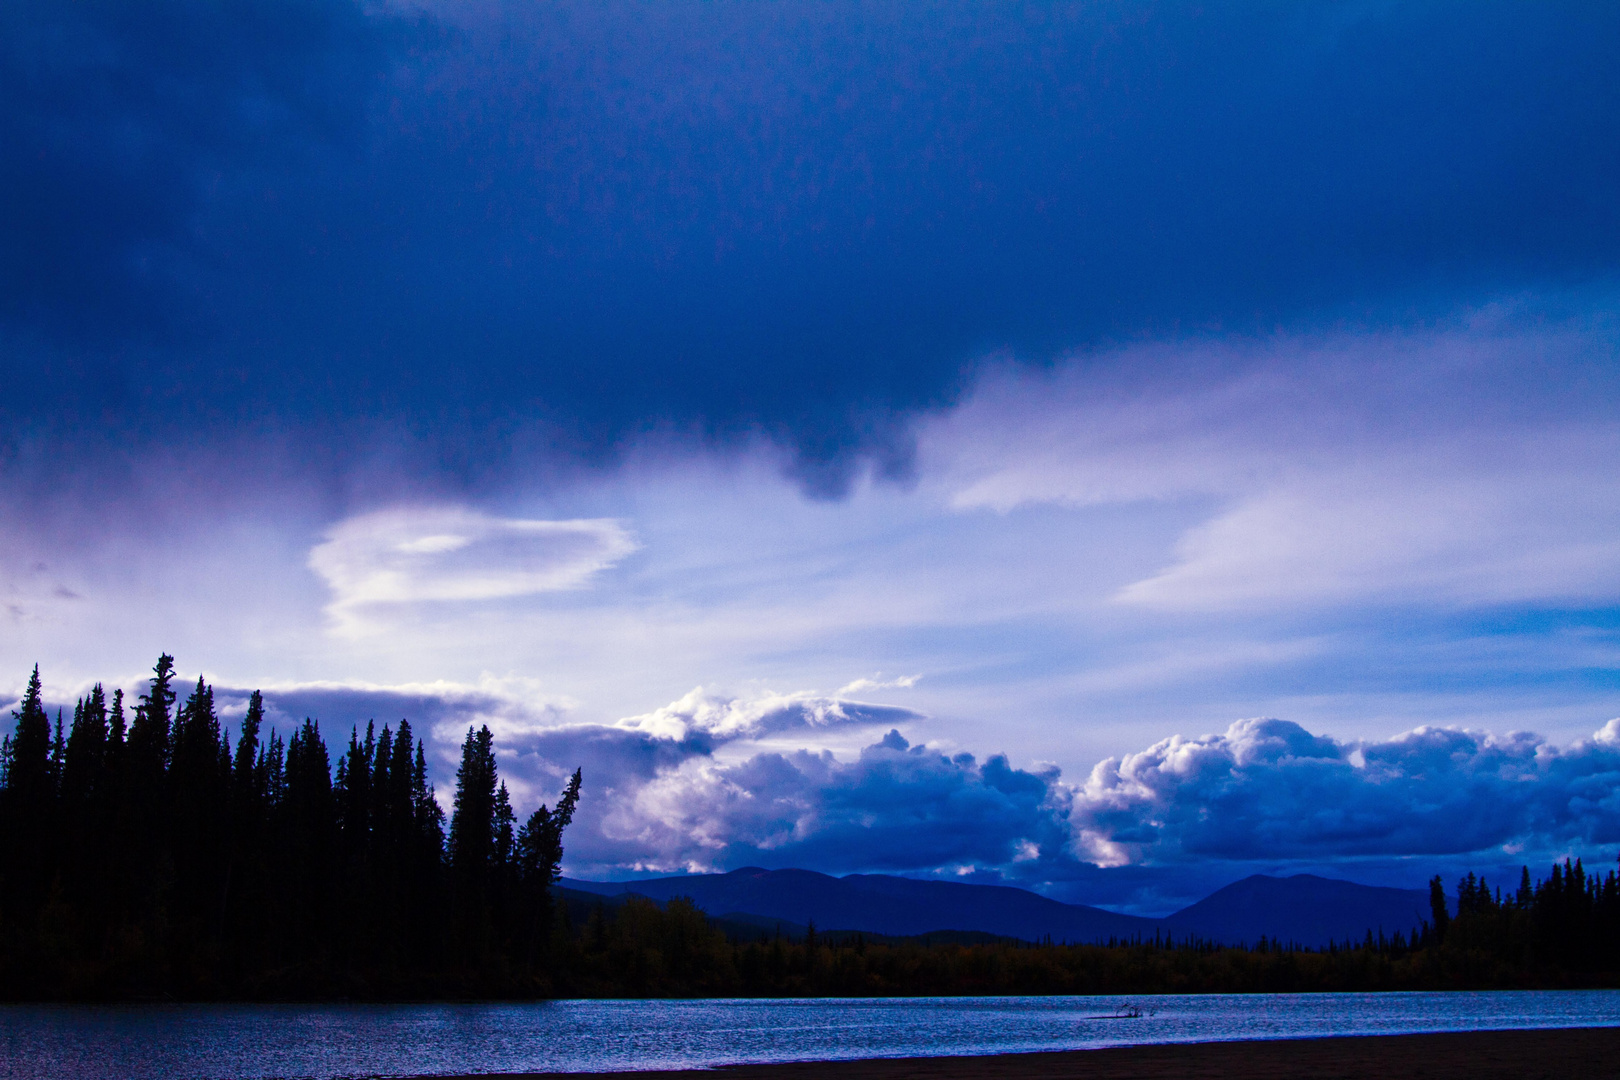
[309, 507, 637, 631]
[929, 311, 1620, 612]
[838, 674, 922, 695]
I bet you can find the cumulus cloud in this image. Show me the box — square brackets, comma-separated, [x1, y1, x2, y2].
[616, 686, 921, 743]
[1072, 717, 1620, 869]
[498, 688, 931, 860]
[503, 701, 1620, 903]
[566, 728, 1072, 879]
[542, 710, 1620, 890]
[308, 507, 637, 625]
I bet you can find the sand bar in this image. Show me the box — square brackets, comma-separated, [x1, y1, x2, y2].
[420, 1027, 1620, 1080]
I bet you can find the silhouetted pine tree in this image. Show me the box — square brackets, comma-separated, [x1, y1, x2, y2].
[59, 686, 110, 947]
[1, 667, 55, 949]
[281, 718, 337, 971]
[409, 729, 447, 970]
[226, 690, 269, 978]
[333, 722, 374, 969]
[48, 710, 65, 792]
[1428, 875, 1450, 943]
[170, 677, 233, 974]
[61, 687, 107, 812]
[117, 654, 177, 968]
[127, 654, 176, 774]
[450, 725, 500, 960]
[516, 768, 582, 965]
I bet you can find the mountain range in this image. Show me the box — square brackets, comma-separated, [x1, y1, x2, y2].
[561, 867, 1433, 949]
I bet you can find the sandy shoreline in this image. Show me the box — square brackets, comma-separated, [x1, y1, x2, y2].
[419, 1027, 1620, 1080]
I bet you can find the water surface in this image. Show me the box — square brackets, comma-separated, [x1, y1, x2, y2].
[3, 991, 1617, 1080]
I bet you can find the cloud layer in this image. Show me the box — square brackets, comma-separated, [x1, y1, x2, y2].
[5, 1, 1618, 495]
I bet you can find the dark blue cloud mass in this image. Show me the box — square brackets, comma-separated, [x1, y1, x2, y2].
[4, 1, 1618, 494]
[1072, 718, 1620, 866]
[475, 710, 1620, 912]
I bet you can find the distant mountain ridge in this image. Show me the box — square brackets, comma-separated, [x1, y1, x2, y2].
[564, 867, 1154, 942]
[1160, 873, 1432, 947]
[560, 867, 1432, 948]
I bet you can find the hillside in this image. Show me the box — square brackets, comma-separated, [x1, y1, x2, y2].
[561, 867, 1433, 948]
[1161, 873, 1431, 947]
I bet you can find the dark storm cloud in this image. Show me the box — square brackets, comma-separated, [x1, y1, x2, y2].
[5, 1, 1618, 493]
[0, 0, 393, 337]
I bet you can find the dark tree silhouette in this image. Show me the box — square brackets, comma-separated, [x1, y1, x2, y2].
[0, 657, 582, 998]
[1, 667, 54, 930]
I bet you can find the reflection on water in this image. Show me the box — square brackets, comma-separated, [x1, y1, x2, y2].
[3, 991, 1618, 1080]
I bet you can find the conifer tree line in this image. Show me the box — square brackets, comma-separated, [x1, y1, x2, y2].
[537, 854, 1620, 997]
[1420, 859, 1620, 979]
[0, 656, 580, 998]
[538, 858, 1620, 998]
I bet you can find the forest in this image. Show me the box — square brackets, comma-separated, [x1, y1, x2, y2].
[3, 656, 1620, 1000]
[0, 657, 579, 998]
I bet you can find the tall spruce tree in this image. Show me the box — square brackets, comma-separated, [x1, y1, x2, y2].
[408, 723, 446, 968]
[449, 725, 499, 882]
[2, 667, 55, 924]
[107, 688, 126, 752]
[227, 690, 268, 971]
[449, 725, 499, 954]
[517, 769, 582, 893]
[61, 686, 108, 808]
[119, 654, 178, 943]
[516, 768, 582, 963]
[60, 686, 110, 919]
[170, 676, 231, 959]
[128, 654, 176, 773]
[283, 719, 336, 966]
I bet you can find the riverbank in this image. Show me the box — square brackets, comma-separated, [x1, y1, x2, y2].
[429, 1027, 1620, 1080]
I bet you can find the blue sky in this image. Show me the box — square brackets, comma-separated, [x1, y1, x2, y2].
[3, 0, 1620, 913]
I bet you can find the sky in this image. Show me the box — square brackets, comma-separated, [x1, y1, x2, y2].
[3, 0, 1620, 915]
